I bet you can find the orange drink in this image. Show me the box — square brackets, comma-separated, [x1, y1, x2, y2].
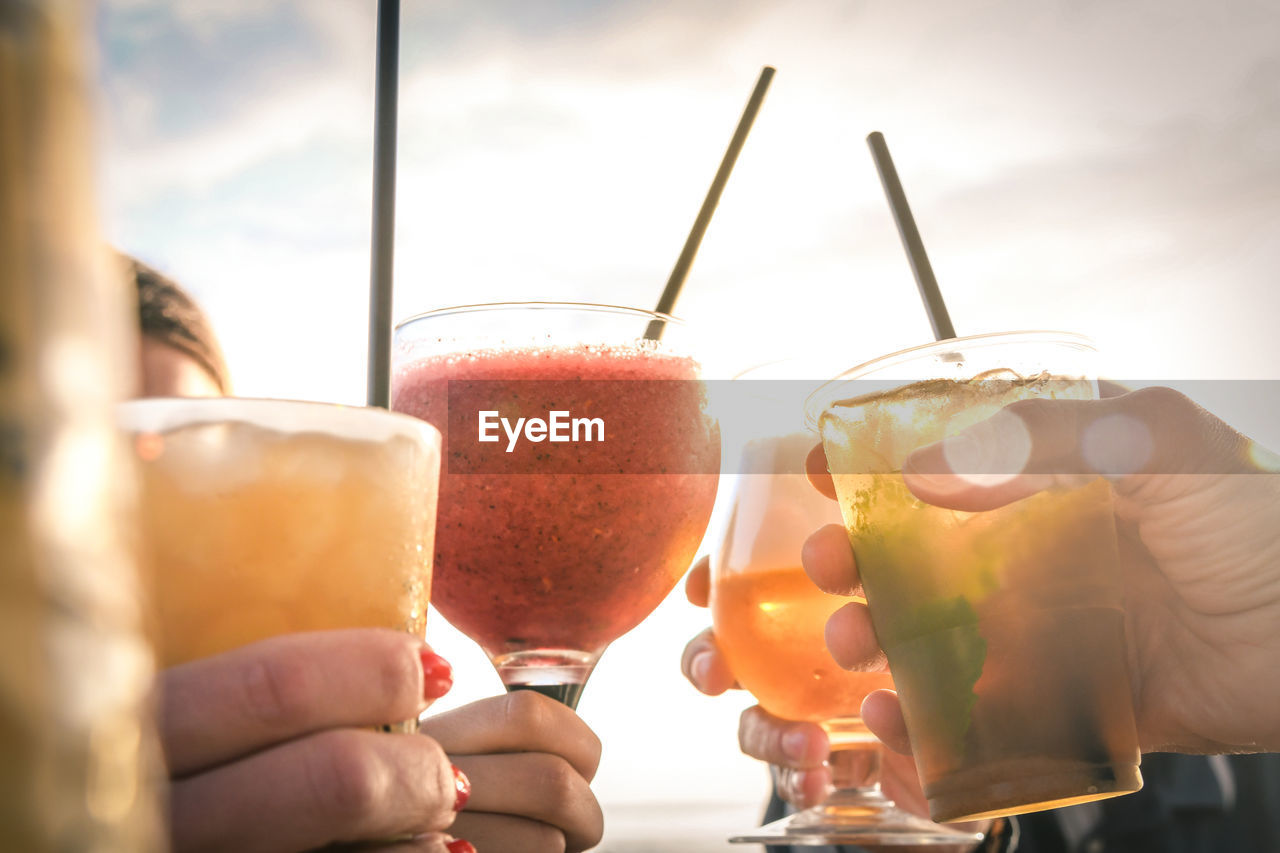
[710, 430, 892, 728]
[713, 566, 892, 731]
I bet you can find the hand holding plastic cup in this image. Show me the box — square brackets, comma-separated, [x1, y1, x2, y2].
[806, 332, 1142, 823]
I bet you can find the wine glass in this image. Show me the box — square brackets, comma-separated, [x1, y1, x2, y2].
[390, 302, 720, 708]
[711, 359, 984, 845]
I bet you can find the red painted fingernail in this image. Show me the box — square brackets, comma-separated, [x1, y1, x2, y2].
[420, 649, 453, 700]
[452, 764, 470, 811]
[446, 840, 476, 853]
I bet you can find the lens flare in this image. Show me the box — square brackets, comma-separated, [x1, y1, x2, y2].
[1082, 413, 1153, 478]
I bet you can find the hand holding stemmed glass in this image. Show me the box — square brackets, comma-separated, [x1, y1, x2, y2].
[681, 362, 986, 846]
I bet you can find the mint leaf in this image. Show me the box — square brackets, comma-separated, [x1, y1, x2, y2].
[883, 596, 986, 761]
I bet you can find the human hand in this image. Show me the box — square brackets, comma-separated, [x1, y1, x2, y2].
[160, 628, 469, 853]
[419, 691, 604, 853]
[805, 386, 1280, 755]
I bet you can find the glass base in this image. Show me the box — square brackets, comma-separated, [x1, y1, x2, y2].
[492, 648, 597, 710]
[925, 759, 1143, 823]
[729, 787, 986, 847]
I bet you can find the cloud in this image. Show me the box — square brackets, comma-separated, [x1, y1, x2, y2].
[97, 0, 1280, 404]
[99, 1, 372, 202]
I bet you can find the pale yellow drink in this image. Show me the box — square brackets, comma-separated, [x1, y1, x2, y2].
[812, 334, 1142, 823]
[119, 399, 440, 668]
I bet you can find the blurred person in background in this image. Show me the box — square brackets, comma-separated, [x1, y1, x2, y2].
[128, 255, 605, 852]
[131, 255, 229, 398]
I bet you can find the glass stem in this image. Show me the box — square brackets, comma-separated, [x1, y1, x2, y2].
[491, 649, 599, 710]
[506, 682, 586, 710]
[824, 742, 896, 813]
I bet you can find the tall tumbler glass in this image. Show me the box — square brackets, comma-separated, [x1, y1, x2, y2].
[119, 398, 441, 692]
[807, 332, 1142, 823]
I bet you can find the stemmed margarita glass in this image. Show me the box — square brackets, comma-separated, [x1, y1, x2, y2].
[710, 358, 984, 845]
[390, 302, 720, 708]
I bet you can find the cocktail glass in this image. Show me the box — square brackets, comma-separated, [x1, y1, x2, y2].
[390, 302, 720, 709]
[712, 360, 984, 846]
[806, 332, 1142, 823]
[119, 399, 441, 689]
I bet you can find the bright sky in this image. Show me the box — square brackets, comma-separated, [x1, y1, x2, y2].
[94, 0, 1280, 842]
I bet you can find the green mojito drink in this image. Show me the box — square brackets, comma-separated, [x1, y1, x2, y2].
[809, 332, 1141, 823]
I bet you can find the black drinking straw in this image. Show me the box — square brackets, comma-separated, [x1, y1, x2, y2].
[866, 131, 956, 341]
[367, 0, 400, 408]
[645, 66, 776, 340]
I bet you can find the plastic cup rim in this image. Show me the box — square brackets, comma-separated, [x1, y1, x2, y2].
[803, 330, 1097, 430]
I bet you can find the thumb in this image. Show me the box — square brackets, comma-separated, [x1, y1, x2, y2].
[903, 386, 1253, 511]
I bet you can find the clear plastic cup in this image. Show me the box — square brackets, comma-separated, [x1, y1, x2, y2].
[807, 332, 1142, 822]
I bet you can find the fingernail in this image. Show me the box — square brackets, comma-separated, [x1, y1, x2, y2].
[691, 652, 713, 689]
[786, 768, 814, 807]
[452, 764, 470, 811]
[781, 728, 811, 762]
[446, 840, 476, 853]
[420, 650, 453, 700]
[794, 768, 835, 808]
